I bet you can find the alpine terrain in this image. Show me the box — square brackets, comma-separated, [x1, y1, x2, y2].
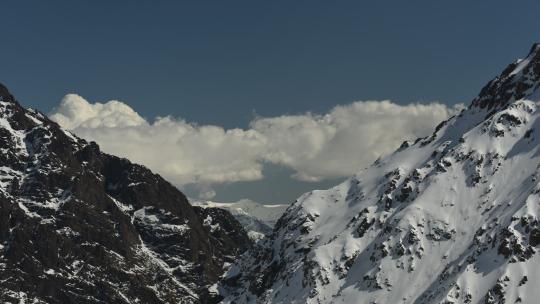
[192, 200, 288, 241]
[220, 44, 540, 304]
[0, 84, 252, 303]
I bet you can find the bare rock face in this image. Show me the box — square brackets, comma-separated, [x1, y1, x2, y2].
[220, 44, 540, 304]
[0, 86, 251, 303]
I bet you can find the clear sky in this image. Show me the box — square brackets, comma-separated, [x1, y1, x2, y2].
[2, 1, 540, 204]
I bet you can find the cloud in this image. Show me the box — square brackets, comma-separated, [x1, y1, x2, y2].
[50, 94, 463, 193]
[198, 189, 217, 200]
[51, 94, 266, 187]
[51, 94, 146, 129]
[252, 101, 463, 181]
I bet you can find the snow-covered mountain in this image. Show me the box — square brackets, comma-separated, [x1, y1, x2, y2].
[220, 44, 540, 304]
[0, 84, 251, 303]
[192, 199, 288, 241]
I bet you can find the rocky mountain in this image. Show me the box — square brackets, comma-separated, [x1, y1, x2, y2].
[192, 200, 288, 241]
[220, 44, 540, 304]
[0, 84, 251, 303]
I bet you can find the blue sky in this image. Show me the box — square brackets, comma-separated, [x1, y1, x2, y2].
[2, 1, 540, 203]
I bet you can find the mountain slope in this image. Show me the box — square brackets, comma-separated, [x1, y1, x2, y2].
[192, 200, 288, 240]
[0, 84, 251, 303]
[220, 44, 540, 304]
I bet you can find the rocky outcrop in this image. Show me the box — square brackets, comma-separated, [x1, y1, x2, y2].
[0, 86, 251, 303]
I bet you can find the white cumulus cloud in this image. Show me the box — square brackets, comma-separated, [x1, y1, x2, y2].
[252, 101, 463, 181]
[50, 94, 463, 192]
[51, 94, 146, 129]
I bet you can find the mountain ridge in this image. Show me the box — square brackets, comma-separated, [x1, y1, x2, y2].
[192, 199, 288, 241]
[472, 42, 540, 110]
[220, 44, 540, 304]
[0, 85, 251, 303]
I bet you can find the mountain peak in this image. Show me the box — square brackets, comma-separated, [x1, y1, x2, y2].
[472, 43, 540, 110]
[0, 83, 14, 103]
[0, 85, 252, 302]
[528, 41, 540, 55]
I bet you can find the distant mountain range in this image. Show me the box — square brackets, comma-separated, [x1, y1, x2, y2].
[191, 199, 288, 241]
